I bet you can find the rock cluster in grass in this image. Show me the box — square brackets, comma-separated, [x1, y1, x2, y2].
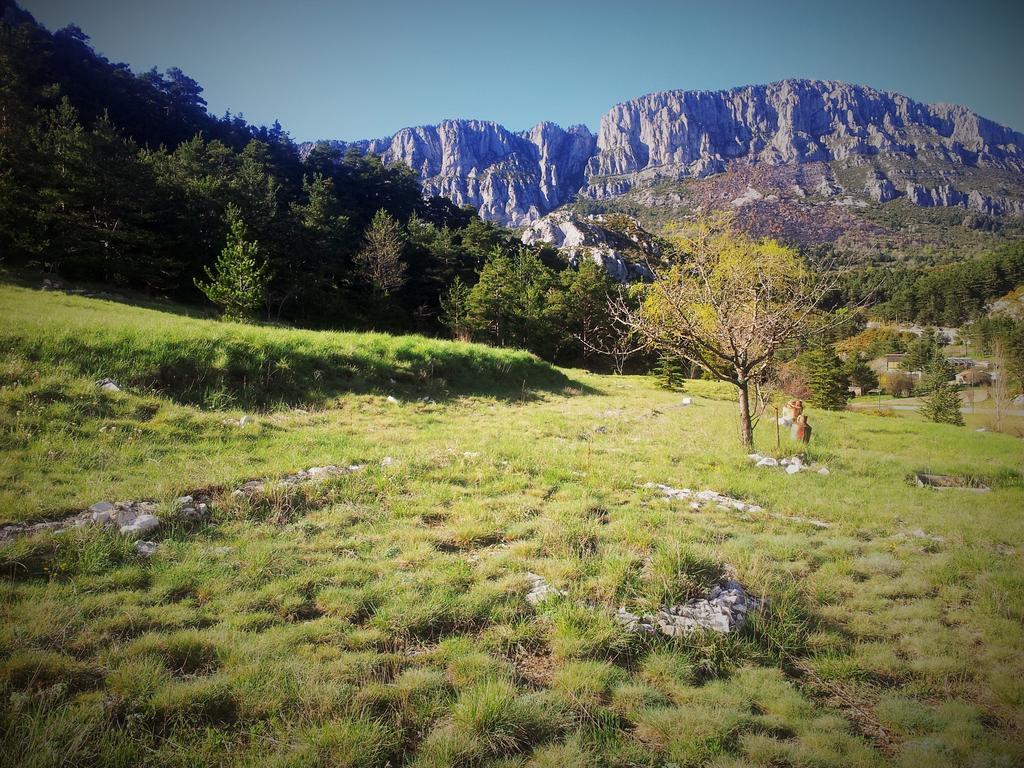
[95, 378, 121, 393]
[645, 483, 831, 529]
[524, 572, 564, 605]
[87, 500, 162, 537]
[2, 500, 162, 542]
[644, 483, 764, 514]
[172, 495, 209, 522]
[134, 540, 158, 556]
[748, 454, 830, 476]
[232, 464, 364, 496]
[617, 580, 760, 636]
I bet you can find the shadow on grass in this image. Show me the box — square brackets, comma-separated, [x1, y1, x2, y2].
[1, 282, 594, 409]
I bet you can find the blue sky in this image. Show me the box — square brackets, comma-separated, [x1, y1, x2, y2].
[23, 0, 1024, 142]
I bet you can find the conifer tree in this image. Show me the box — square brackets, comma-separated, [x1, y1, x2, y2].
[653, 354, 688, 391]
[195, 204, 268, 321]
[801, 348, 851, 410]
[919, 362, 965, 425]
[354, 208, 407, 296]
[440, 276, 472, 342]
[844, 354, 879, 392]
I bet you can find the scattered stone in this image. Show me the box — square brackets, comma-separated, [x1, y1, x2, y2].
[386, 395, 399, 404]
[749, 454, 825, 475]
[645, 483, 831, 529]
[238, 414, 253, 427]
[595, 425, 608, 434]
[96, 378, 121, 393]
[524, 572, 564, 605]
[617, 579, 761, 636]
[174, 495, 210, 522]
[898, 528, 946, 544]
[463, 451, 479, 458]
[381, 456, 394, 467]
[134, 540, 158, 556]
[644, 483, 763, 514]
[0, 500, 168, 542]
[680, 397, 693, 406]
[232, 464, 365, 497]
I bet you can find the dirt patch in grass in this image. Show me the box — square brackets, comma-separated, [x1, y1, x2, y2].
[913, 473, 992, 491]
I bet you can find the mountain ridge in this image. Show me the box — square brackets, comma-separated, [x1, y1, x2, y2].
[302, 79, 1024, 252]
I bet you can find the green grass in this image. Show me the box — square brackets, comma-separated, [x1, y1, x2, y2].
[2, 284, 1024, 766]
[0, 284, 567, 410]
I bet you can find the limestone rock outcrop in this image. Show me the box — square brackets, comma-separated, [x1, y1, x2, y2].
[303, 79, 1024, 227]
[520, 211, 657, 282]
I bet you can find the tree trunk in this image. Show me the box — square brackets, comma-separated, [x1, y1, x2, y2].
[737, 378, 754, 449]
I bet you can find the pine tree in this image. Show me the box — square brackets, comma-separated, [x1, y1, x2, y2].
[195, 204, 268, 321]
[355, 209, 407, 296]
[844, 354, 879, 392]
[902, 331, 944, 372]
[919, 368, 965, 426]
[440, 276, 472, 341]
[653, 353, 688, 391]
[801, 348, 851, 410]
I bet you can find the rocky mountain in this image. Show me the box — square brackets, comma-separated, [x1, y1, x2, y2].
[520, 212, 658, 282]
[305, 79, 1024, 260]
[306, 121, 595, 226]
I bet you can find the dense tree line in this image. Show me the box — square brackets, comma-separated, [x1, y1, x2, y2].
[827, 243, 1024, 326]
[4, 2, 1022, 392]
[0, 5, 640, 367]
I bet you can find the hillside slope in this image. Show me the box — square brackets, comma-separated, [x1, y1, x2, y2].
[1, 286, 1023, 766]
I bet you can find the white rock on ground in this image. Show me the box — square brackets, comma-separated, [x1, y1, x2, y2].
[749, 454, 825, 475]
[96, 378, 121, 393]
[134, 540, 158, 556]
[644, 483, 763, 514]
[645, 483, 831, 529]
[617, 580, 761, 636]
[524, 572, 564, 605]
[233, 464, 365, 497]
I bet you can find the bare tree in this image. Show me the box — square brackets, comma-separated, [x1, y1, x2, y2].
[575, 286, 641, 374]
[991, 340, 1010, 433]
[355, 209, 407, 296]
[610, 217, 842, 449]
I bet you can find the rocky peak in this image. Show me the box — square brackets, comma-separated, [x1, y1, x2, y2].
[303, 79, 1024, 227]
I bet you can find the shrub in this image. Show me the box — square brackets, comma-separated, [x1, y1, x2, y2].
[882, 371, 915, 397]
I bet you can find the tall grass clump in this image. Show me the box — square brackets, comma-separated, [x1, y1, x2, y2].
[0, 285, 568, 409]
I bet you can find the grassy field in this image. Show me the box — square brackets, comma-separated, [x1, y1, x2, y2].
[1, 285, 1023, 767]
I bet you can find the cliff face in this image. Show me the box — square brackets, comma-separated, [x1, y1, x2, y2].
[308, 120, 595, 226]
[303, 79, 1024, 227]
[583, 80, 1024, 197]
